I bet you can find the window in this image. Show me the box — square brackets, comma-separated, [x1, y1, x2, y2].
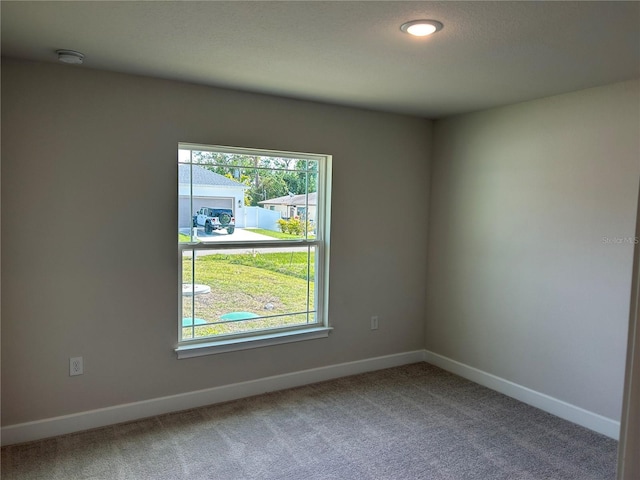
[176, 143, 331, 357]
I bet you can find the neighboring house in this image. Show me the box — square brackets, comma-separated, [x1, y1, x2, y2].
[178, 164, 248, 228]
[258, 192, 317, 222]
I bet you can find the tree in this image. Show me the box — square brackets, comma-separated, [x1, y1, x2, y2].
[191, 152, 317, 205]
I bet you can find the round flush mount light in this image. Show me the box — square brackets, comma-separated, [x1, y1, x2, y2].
[56, 49, 85, 65]
[400, 20, 443, 37]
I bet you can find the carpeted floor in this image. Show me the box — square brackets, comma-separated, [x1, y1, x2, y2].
[1, 363, 618, 479]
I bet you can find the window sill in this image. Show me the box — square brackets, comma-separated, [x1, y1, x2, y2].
[175, 327, 333, 359]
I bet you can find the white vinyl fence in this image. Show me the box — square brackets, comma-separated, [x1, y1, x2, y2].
[240, 206, 282, 231]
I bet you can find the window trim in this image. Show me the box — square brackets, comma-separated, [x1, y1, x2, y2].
[176, 143, 332, 357]
[175, 327, 333, 359]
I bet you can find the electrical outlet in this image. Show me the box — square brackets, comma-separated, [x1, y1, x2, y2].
[70, 357, 83, 376]
[371, 316, 379, 330]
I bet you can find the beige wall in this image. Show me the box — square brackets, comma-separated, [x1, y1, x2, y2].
[3, 56, 638, 435]
[619, 186, 640, 479]
[426, 79, 640, 420]
[0, 58, 431, 426]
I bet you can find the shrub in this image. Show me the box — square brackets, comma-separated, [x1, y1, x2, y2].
[277, 217, 311, 236]
[287, 217, 302, 235]
[277, 218, 289, 233]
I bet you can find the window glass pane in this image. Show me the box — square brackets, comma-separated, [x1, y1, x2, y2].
[180, 245, 317, 340]
[187, 150, 316, 171]
[303, 170, 318, 240]
[178, 143, 328, 345]
[178, 149, 191, 164]
[178, 159, 317, 243]
[178, 164, 199, 243]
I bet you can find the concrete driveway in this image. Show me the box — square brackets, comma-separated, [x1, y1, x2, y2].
[179, 227, 276, 242]
[180, 227, 308, 255]
[191, 227, 275, 243]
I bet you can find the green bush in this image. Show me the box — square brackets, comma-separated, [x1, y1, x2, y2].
[276, 217, 310, 236]
[288, 218, 302, 235]
[277, 218, 289, 233]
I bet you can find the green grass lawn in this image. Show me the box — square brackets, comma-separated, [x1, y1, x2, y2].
[225, 251, 314, 280]
[248, 228, 315, 240]
[182, 251, 315, 339]
[246, 228, 301, 240]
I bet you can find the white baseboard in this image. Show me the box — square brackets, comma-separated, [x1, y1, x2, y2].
[2, 349, 619, 446]
[424, 350, 621, 440]
[1, 350, 425, 446]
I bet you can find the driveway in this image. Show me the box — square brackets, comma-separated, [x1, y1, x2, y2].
[179, 227, 276, 242]
[179, 227, 308, 255]
[191, 227, 275, 243]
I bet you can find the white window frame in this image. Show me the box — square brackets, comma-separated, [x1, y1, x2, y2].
[175, 143, 332, 358]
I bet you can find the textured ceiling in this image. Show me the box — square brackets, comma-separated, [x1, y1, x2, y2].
[2, 1, 639, 118]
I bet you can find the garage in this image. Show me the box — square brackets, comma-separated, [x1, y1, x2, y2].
[178, 164, 247, 228]
[179, 197, 233, 227]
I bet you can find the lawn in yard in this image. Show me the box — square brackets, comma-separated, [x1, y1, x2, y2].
[182, 249, 316, 339]
[247, 228, 315, 240]
[245, 228, 300, 240]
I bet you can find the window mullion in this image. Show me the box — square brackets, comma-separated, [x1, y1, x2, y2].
[190, 251, 195, 339]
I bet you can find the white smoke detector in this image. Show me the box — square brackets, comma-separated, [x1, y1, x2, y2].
[56, 50, 84, 65]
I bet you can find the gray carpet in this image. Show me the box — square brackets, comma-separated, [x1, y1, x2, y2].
[1, 363, 618, 479]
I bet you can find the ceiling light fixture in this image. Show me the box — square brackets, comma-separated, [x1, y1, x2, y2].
[400, 20, 443, 37]
[56, 49, 84, 65]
